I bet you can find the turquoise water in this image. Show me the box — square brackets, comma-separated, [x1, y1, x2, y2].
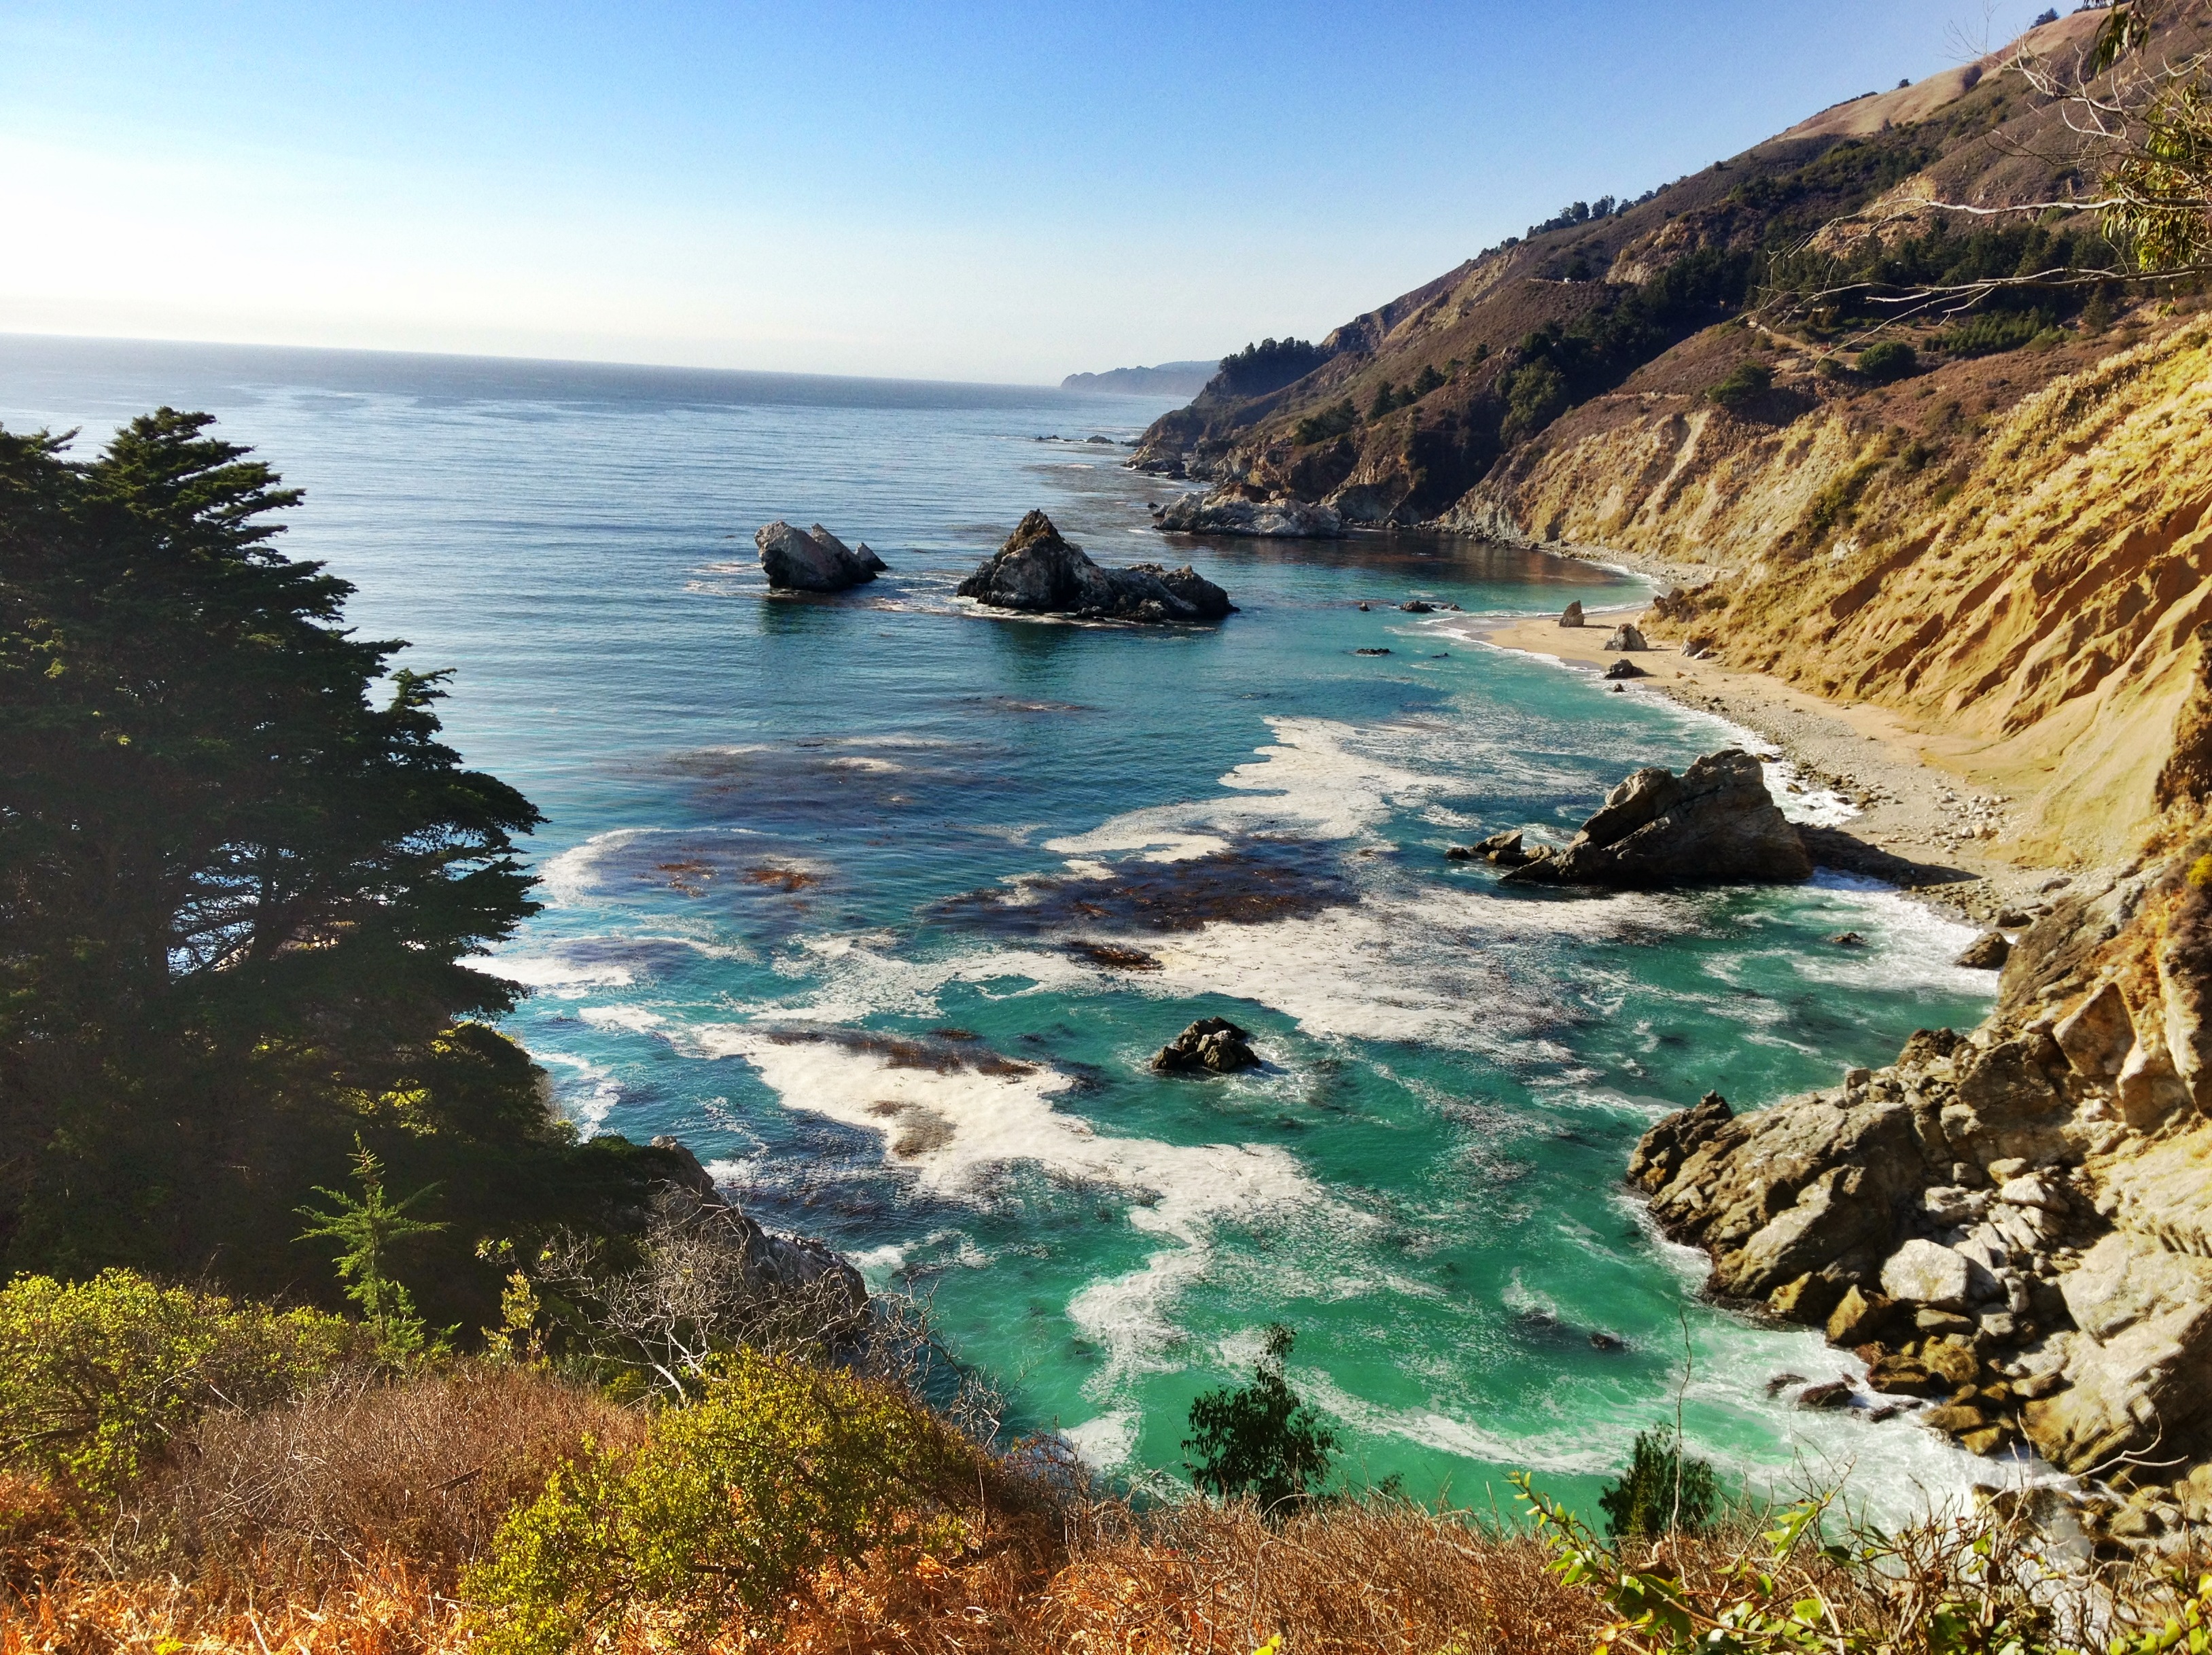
[2, 335, 1997, 1514]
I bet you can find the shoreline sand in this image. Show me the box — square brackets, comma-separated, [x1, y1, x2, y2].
[1474, 593, 2062, 926]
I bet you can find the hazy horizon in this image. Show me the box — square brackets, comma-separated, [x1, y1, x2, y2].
[3, 1, 2060, 383]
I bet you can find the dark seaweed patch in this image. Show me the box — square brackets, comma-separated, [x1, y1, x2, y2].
[761, 1025, 1036, 1078]
[940, 837, 1354, 936]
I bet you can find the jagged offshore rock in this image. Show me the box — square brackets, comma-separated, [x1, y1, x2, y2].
[1502, 748, 1810, 888]
[1153, 489, 1344, 538]
[756, 520, 885, 592]
[958, 510, 1234, 623]
[1152, 1016, 1261, 1075]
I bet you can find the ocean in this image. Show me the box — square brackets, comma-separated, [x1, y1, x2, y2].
[1, 332, 2001, 1516]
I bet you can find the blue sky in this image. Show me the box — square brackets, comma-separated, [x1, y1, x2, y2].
[1, 1, 2056, 382]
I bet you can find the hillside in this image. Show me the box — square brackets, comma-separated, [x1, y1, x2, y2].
[1138, 4, 2211, 866]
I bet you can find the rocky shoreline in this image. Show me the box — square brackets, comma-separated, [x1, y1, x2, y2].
[1629, 850, 2212, 1547]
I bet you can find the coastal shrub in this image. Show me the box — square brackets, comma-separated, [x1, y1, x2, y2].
[1855, 338, 1919, 381]
[1500, 360, 1571, 444]
[1708, 360, 1774, 411]
[0, 1270, 369, 1503]
[465, 1351, 976, 1652]
[1368, 379, 1404, 419]
[1935, 307, 2052, 357]
[1182, 1324, 1340, 1512]
[1411, 362, 1447, 396]
[1596, 1425, 1719, 1539]
[1291, 398, 1358, 446]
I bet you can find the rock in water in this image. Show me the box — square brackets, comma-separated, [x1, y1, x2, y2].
[1153, 1016, 1260, 1074]
[1154, 490, 1344, 538]
[958, 510, 1235, 623]
[1602, 623, 1648, 652]
[1502, 748, 1810, 888]
[1956, 930, 2011, 969]
[1560, 601, 1585, 628]
[756, 520, 883, 592]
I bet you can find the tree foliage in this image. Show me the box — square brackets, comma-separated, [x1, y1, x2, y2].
[1181, 1324, 1339, 1513]
[0, 409, 682, 1323]
[1214, 338, 1331, 398]
[1596, 1425, 1720, 1541]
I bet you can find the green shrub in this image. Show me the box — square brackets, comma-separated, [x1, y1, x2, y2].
[465, 1351, 975, 1653]
[1708, 360, 1774, 411]
[1855, 339, 1918, 381]
[1411, 363, 1446, 396]
[1596, 1425, 1719, 1540]
[1500, 360, 1570, 443]
[1367, 381, 1403, 419]
[1291, 398, 1358, 446]
[1182, 1325, 1339, 1514]
[1935, 308, 2050, 357]
[0, 1270, 369, 1501]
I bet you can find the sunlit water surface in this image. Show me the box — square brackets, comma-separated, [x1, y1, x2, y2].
[1, 335, 1998, 1516]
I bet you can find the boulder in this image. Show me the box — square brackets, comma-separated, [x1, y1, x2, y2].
[1602, 623, 1648, 652]
[1827, 1285, 1907, 1346]
[1603, 659, 1648, 680]
[958, 511, 1235, 623]
[1560, 601, 1585, 628]
[1880, 1238, 1976, 1310]
[756, 520, 883, 592]
[1502, 748, 1810, 888]
[1956, 932, 2011, 969]
[2054, 979, 2132, 1076]
[1401, 599, 1434, 613]
[1154, 490, 1344, 538]
[1153, 1016, 1261, 1075]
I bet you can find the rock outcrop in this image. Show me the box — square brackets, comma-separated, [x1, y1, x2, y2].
[1153, 489, 1343, 538]
[1153, 1017, 1261, 1075]
[1628, 846, 2212, 1535]
[1560, 602, 1585, 628]
[1503, 748, 1810, 888]
[1602, 624, 1648, 652]
[959, 512, 1235, 623]
[646, 1135, 869, 1315]
[756, 521, 886, 592]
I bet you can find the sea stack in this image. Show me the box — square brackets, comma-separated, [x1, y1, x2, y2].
[958, 510, 1234, 623]
[1503, 748, 1810, 888]
[756, 521, 885, 592]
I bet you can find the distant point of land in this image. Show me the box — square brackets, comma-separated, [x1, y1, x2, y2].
[1060, 360, 1216, 396]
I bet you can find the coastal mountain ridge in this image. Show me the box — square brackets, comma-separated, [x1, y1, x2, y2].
[1059, 359, 1218, 396]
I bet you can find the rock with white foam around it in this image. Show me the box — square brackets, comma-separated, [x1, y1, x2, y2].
[1152, 1016, 1261, 1075]
[1501, 748, 1810, 888]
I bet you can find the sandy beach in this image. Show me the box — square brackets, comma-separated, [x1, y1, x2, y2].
[1477, 596, 2063, 926]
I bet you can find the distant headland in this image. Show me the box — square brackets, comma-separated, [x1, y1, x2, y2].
[1059, 360, 1216, 396]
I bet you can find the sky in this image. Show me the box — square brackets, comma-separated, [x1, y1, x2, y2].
[1, 1, 2060, 385]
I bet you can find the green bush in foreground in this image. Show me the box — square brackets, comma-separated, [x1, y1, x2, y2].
[0, 1269, 370, 1501]
[1599, 1425, 1720, 1541]
[465, 1351, 976, 1653]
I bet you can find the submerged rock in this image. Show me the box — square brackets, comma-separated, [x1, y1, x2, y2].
[756, 520, 885, 592]
[1502, 748, 1810, 888]
[958, 510, 1234, 623]
[1153, 1016, 1261, 1075]
[1154, 489, 1344, 538]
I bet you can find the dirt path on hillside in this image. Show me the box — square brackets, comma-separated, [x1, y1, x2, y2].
[1476, 601, 2068, 927]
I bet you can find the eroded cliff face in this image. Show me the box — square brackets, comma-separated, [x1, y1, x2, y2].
[1633, 844, 2212, 1537]
[1450, 321, 2212, 867]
